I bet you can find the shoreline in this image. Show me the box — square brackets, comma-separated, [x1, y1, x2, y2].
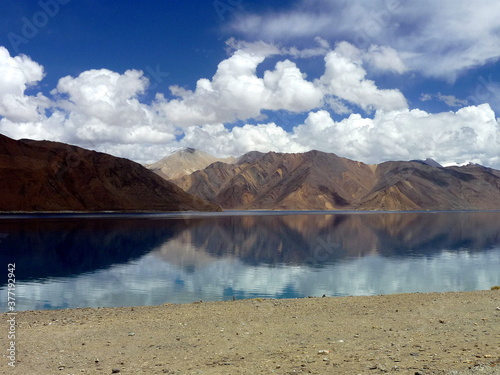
[2, 208, 500, 217]
[3, 290, 499, 374]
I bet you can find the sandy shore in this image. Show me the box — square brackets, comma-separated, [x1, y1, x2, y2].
[2, 291, 499, 374]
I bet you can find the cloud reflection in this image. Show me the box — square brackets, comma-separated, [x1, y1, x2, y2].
[2, 211, 499, 311]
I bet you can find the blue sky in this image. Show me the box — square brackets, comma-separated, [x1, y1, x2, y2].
[0, 0, 499, 168]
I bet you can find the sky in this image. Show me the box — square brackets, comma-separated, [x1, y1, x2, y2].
[0, 0, 500, 168]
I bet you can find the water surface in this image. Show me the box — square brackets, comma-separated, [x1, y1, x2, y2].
[0, 211, 499, 311]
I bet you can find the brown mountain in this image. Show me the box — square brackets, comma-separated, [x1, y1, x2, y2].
[173, 150, 376, 210]
[358, 161, 500, 210]
[0, 134, 221, 212]
[145, 148, 235, 180]
[172, 150, 500, 210]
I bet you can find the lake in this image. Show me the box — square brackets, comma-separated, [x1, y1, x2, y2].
[1, 211, 499, 312]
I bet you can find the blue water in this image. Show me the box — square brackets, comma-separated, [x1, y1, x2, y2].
[0, 211, 499, 311]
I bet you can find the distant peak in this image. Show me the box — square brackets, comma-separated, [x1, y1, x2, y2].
[410, 158, 443, 168]
[423, 158, 442, 168]
[178, 147, 196, 154]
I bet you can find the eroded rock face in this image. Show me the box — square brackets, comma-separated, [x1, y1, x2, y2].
[0, 134, 221, 212]
[171, 150, 500, 211]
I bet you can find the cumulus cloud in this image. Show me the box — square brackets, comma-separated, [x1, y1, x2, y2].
[363, 45, 408, 74]
[157, 49, 271, 126]
[292, 104, 500, 167]
[51, 68, 176, 144]
[0, 61, 176, 148]
[179, 123, 306, 157]
[149, 103, 500, 169]
[264, 60, 324, 111]
[1, 45, 500, 170]
[0, 46, 49, 122]
[156, 46, 324, 127]
[318, 42, 408, 112]
[156, 41, 407, 126]
[229, 0, 500, 79]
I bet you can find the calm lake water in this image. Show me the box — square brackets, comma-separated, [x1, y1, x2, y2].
[1, 211, 499, 311]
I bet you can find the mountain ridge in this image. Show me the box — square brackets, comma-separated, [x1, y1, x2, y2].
[171, 150, 500, 211]
[0, 134, 221, 212]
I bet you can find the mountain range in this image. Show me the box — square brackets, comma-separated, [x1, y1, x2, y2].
[2, 132, 499, 212]
[0, 134, 220, 212]
[168, 149, 500, 211]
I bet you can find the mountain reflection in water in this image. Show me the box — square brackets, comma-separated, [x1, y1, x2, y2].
[0, 211, 499, 310]
[154, 211, 500, 267]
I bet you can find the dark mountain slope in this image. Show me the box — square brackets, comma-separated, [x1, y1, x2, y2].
[0, 134, 221, 212]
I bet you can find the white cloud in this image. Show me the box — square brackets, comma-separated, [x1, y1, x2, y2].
[158, 50, 270, 126]
[0, 63, 177, 147]
[225, 37, 281, 57]
[420, 93, 433, 102]
[179, 123, 306, 157]
[323, 96, 351, 115]
[157, 41, 407, 127]
[318, 42, 408, 112]
[0, 112, 66, 141]
[144, 103, 500, 169]
[421, 92, 469, 108]
[1, 45, 500, 171]
[281, 37, 331, 58]
[229, 0, 500, 79]
[363, 45, 407, 74]
[292, 104, 500, 167]
[263, 60, 323, 111]
[156, 47, 324, 127]
[0, 46, 48, 122]
[53, 69, 159, 134]
[436, 94, 467, 108]
[0, 47, 44, 96]
[162, 102, 500, 167]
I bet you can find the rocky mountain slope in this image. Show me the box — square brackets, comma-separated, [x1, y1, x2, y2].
[145, 148, 235, 180]
[0, 134, 221, 212]
[356, 161, 500, 210]
[172, 150, 500, 210]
